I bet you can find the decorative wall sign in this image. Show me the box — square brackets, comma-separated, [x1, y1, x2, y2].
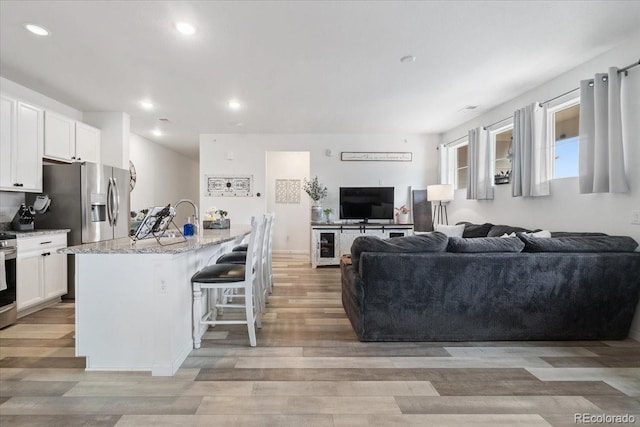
[206, 175, 253, 197]
[275, 179, 301, 204]
[341, 152, 413, 162]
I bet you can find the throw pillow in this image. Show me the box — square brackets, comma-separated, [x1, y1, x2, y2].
[518, 234, 639, 253]
[447, 236, 525, 253]
[350, 232, 448, 270]
[523, 230, 551, 238]
[456, 222, 494, 238]
[434, 223, 465, 237]
[487, 224, 533, 237]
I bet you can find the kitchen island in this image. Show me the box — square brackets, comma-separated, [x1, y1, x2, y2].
[60, 226, 250, 376]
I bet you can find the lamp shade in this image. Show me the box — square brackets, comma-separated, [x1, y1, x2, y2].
[426, 184, 454, 202]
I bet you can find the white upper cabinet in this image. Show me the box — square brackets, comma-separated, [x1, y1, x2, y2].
[75, 121, 100, 163]
[0, 95, 43, 192]
[44, 111, 76, 162]
[44, 112, 100, 163]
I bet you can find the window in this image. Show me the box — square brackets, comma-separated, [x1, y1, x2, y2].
[492, 126, 513, 185]
[455, 144, 468, 190]
[548, 100, 580, 179]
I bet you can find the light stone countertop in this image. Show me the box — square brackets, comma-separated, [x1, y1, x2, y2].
[10, 229, 70, 238]
[58, 226, 251, 255]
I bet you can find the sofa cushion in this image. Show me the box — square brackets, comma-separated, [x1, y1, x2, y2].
[434, 223, 465, 237]
[447, 236, 525, 253]
[457, 222, 494, 238]
[550, 231, 608, 238]
[518, 234, 639, 253]
[487, 224, 533, 237]
[350, 232, 448, 270]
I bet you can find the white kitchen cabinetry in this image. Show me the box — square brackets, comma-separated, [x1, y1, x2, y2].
[44, 111, 100, 163]
[74, 121, 101, 163]
[16, 233, 68, 315]
[44, 111, 75, 161]
[0, 95, 44, 192]
[311, 224, 413, 268]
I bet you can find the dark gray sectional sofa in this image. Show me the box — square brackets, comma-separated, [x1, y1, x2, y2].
[341, 225, 640, 342]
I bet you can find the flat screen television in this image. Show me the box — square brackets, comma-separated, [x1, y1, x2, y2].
[339, 187, 394, 221]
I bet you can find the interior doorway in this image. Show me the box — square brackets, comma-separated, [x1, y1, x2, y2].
[265, 151, 311, 256]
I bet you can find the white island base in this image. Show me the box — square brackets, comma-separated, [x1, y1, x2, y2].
[63, 228, 249, 376]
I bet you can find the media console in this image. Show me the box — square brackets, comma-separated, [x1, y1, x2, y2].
[310, 223, 413, 268]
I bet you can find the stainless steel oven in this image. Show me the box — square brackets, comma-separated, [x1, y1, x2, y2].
[0, 232, 17, 329]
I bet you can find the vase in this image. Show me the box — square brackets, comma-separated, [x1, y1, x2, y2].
[397, 212, 409, 224]
[324, 211, 333, 223]
[311, 202, 324, 223]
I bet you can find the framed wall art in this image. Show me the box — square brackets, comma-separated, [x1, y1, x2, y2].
[275, 179, 301, 204]
[340, 152, 412, 162]
[206, 175, 253, 197]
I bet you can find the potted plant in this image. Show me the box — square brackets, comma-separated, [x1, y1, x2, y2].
[303, 176, 327, 222]
[395, 205, 410, 224]
[323, 208, 333, 223]
[212, 209, 230, 229]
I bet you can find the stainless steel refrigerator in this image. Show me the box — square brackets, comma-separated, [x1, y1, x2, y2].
[28, 162, 130, 298]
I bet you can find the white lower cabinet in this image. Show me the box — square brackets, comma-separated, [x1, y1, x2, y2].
[311, 224, 413, 268]
[16, 233, 68, 314]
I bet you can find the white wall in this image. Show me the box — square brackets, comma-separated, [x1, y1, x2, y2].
[200, 134, 440, 255]
[129, 133, 199, 223]
[440, 38, 640, 338]
[0, 77, 83, 120]
[266, 151, 310, 253]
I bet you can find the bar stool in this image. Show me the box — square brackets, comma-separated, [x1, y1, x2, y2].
[191, 216, 263, 348]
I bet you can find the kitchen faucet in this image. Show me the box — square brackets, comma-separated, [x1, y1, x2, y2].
[175, 199, 199, 236]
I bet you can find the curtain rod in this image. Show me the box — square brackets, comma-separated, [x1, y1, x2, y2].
[443, 59, 640, 147]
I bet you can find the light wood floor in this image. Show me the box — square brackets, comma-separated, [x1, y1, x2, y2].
[1, 254, 639, 426]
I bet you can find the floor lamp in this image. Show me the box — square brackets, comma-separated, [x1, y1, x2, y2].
[427, 184, 454, 227]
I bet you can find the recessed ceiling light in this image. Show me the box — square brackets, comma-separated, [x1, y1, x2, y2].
[400, 55, 416, 63]
[228, 99, 242, 111]
[24, 23, 50, 36]
[151, 129, 163, 137]
[139, 100, 154, 110]
[174, 21, 196, 36]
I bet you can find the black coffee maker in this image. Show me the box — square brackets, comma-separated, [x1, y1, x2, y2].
[11, 204, 35, 231]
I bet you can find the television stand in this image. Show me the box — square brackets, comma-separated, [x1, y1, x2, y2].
[310, 223, 414, 268]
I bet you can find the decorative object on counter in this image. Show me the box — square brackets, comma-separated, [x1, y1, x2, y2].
[303, 176, 327, 222]
[183, 217, 195, 236]
[11, 204, 35, 231]
[130, 204, 185, 246]
[427, 184, 454, 226]
[395, 205, 410, 224]
[203, 208, 230, 229]
[494, 170, 511, 185]
[323, 208, 333, 223]
[275, 179, 301, 204]
[206, 175, 253, 197]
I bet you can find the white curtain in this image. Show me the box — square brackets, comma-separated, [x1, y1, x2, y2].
[511, 102, 550, 197]
[466, 127, 494, 200]
[579, 67, 628, 193]
[438, 143, 450, 185]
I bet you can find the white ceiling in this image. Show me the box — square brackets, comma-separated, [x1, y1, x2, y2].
[1, 1, 639, 159]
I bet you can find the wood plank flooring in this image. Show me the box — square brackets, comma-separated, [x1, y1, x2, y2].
[1, 254, 640, 426]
